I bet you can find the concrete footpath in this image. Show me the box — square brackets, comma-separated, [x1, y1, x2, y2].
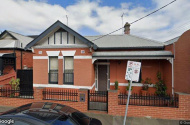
[85, 113, 179, 125]
[0, 106, 179, 125]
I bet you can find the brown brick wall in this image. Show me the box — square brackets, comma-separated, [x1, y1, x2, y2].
[33, 59, 48, 84]
[110, 60, 172, 94]
[165, 30, 190, 94]
[108, 90, 190, 120]
[33, 48, 94, 86]
[0, 87, 88, 113]
[0, 72, 16, 85]
[0, 49, 33, 70]
[0, 88, 189, 120]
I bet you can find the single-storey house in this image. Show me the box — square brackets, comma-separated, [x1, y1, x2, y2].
[0, 30, 33, 85]
[25, 20, 190, 95]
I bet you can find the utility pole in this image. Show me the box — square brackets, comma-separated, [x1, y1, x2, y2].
[121, 13, 124, 34]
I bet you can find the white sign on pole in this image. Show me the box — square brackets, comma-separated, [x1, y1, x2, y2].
[123, 61, 141, 125]
[125, 61, 141, 82]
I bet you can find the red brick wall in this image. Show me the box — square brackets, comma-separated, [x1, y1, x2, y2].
[0, 72, 16, 85]
[110, 60, 171, 94]
[167, 30, 190, 94]
[0, 88, 189, 120]
[33, 48, 94, 86]
[0, 87, 88, 113]
[33, 59, 48, 84]
[108, 90, 190, 120]
[0, 49, 33, 70]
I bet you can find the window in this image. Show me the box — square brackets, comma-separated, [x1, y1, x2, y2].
[64, 56, 74, 85]
[55, 32, 61, 44]
[49, 57, 58, 84]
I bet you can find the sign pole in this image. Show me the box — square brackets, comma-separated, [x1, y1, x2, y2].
[123, 72, 133, 125]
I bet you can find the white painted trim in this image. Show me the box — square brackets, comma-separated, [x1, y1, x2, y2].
[33, 56, 48, 59]
[46, 51, 60, 56]
[58, 56, 63, 59]
[33, 83, 95, 89]
[110, 83, 154, 87]
[74, 56, 92, 59]
[61, 50, 76, 56]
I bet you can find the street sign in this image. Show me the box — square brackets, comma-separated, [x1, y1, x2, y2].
[123, 61, 141, 125]
[125, 61, 141, 82]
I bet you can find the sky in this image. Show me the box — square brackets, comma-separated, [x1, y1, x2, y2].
[0, 0, 190, 42]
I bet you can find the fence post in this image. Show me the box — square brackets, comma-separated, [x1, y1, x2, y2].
[34, 87, 45, 101]
[108, 90, 118, 115]
[78, 89, 88, 112]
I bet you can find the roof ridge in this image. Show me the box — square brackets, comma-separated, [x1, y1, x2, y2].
[128, 34, 164, 45]
[7, 30, 32, 38]
[165, 36, 180, 43]
[85, 34, 124, 37]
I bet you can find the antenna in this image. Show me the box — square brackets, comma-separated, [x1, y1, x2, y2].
[121, 13, 124, 34]
[66, 15, 68, 26]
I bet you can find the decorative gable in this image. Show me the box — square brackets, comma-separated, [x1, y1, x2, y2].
[25, 20, 97, 50]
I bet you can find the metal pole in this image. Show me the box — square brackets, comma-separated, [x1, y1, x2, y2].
[171, 58, 174, 96]
[123, 80, 132, 125]
[66, 15, 68, 26]
[123, 68, 133, 125]
[121, 13, 124, 34]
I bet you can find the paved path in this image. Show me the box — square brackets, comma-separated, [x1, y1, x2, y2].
[0, 106, 15, 113]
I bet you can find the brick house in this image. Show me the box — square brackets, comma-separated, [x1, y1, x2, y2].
[165, 30, 190, 94]
[0, 30, 33, 85]
[25, 20, 187, 95]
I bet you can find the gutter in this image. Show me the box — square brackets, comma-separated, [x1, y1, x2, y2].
[96, 46, 165, 50]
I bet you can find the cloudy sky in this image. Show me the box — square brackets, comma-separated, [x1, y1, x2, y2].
[0, 0, 190, 42]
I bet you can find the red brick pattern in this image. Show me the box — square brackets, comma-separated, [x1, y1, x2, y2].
[0, 50, 33, 70]
[108, 91, 190, 120]
[0, 88, 189, 120]
[0, 72, 16, 85]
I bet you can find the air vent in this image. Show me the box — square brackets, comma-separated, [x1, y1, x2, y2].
[38, 51, 42, 54]
[81, 50, 85, 54]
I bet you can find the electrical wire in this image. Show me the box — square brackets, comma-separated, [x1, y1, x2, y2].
[91, 0, 177, 42]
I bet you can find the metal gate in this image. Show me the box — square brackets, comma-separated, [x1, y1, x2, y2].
[17, 69, 33, 95]
[88, 90, 108, 112]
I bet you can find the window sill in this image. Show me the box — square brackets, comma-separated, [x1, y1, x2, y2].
[110, 83, 154, 87]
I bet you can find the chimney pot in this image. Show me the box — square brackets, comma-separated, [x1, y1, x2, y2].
[124, 22, 130, 34]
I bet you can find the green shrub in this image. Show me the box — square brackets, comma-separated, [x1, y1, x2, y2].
[114, 80, 118, 90]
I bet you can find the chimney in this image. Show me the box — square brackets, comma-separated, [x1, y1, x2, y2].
[124, 22, 130, 34]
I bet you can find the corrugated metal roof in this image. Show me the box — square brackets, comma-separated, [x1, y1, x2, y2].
[85, 34, 164, 49]
[93, 51, 173, 57]
[164, 36, 180, 45]
[0, 40, 19, 48]
[8, 31, 33, 49]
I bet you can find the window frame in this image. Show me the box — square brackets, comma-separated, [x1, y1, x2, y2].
[64, 56, 74, 85]
[49, 56, 58, 84]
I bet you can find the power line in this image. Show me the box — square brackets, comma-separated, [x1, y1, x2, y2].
[91, 0, 177, 42]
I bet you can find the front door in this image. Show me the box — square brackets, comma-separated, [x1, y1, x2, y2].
[98, 65, 108, 91]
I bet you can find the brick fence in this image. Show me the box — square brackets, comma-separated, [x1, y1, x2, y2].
[0, 72, 16, 85]
[0, 88, 189, 120]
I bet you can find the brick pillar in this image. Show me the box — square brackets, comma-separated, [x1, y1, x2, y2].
[58, 58, 63, 85]
[77, 89, 88, 112]
[108, 90, 118, 115]
[34, 87, 44, 101]
[177, 92, 190, 119]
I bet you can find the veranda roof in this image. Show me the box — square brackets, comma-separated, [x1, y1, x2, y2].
[92, 51, 173, 60]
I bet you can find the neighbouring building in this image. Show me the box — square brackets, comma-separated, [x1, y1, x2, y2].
[0, 30, 33, 85]
[24, 20, 190, 95]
